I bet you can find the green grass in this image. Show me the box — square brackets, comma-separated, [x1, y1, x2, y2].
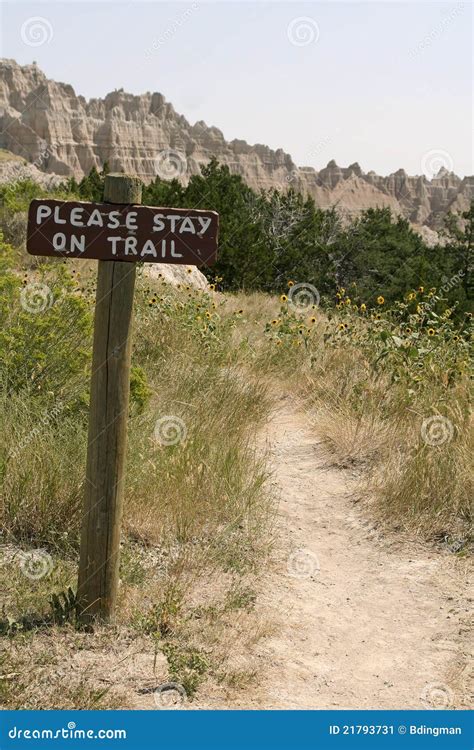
[0, 149, 24, 163]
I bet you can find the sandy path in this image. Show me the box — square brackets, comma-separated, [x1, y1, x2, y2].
[201, 393, 472, 709]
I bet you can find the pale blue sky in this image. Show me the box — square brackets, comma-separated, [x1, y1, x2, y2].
[1, 1, 472, 177]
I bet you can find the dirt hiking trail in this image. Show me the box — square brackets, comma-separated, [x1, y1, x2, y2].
[200, 392, 472, 710]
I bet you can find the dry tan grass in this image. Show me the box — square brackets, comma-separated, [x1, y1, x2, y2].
[0, 539, 269, 708]
[0, 277, 275, 707]
[224, 292, 473, 543]
[1, 278, 471, 708]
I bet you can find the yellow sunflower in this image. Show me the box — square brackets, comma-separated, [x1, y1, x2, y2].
[377, 296, 385, 305]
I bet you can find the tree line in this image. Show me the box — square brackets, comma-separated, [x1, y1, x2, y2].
[3, 159, 473, 312]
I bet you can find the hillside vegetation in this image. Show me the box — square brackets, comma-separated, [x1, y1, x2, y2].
[0, 166, 472, 708]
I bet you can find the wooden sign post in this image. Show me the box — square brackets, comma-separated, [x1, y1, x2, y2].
[77, 174, 141, 625]
[26, 173, 219, 625]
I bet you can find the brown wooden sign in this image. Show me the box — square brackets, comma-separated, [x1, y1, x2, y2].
[27, 199, 219, 266]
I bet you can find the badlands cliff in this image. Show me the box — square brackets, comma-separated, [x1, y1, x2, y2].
[1, 59, 472, 235]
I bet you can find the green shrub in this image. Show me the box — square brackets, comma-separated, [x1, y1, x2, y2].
[0, 235, 93, 403]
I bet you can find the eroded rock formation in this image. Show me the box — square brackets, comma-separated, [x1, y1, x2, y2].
[1, 59, 472, 238]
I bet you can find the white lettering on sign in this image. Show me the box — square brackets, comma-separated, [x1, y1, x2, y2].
[87, 209, 103, 227]
[70, 207, 84, 227]
[71, 235, 86, 253]
[30, 202, 216, 264]
[167, 215, 180, 233]
[156, 238, 181, 258]
[103, 237, 185, 259]
[53, 207, 66, 225]
[53, 232, 86, 253]
[37, 205, 52, 224]
[125, 212, 138, 230]
[35, 205, 214, 236]
[108, 211, 121, 229]
[153, 214, 165, 231]
[53, 232, 66, 251]
[151, 214, 212, 235]
[179, 217, 195, 234]
[125, 237, 137, 256]
[197, 216, 212, 235]
[107, 237, 120, 256]
[141, 240, 157, 258]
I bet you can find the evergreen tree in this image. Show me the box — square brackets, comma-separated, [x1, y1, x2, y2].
[331, 208, 431, 304]
[440, 201, 473, 310]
